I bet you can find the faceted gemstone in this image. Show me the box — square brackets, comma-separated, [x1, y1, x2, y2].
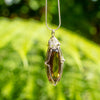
[45, 36, 64, 85]
[46, 48, 62, 84]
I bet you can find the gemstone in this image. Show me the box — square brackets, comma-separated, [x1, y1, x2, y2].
[46, 48, 62, 85]
[45, 36, 64, 85]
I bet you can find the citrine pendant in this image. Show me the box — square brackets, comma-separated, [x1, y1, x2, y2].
[45, 35, 65, 86]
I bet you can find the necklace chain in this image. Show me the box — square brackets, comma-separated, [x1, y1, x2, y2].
[45, 0, 61, 32]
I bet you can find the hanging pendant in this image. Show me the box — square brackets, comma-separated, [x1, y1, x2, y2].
[45, 32, 65, 86]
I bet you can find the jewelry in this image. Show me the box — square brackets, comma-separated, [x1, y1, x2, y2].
[45, 0, 65, 86]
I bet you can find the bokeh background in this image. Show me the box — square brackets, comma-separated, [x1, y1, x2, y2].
[0, 0, 100, 100]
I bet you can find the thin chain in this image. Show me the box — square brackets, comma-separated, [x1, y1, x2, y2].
[45, 0, 61, 32]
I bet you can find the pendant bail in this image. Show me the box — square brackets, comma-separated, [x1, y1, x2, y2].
[51, 29, 55, 37]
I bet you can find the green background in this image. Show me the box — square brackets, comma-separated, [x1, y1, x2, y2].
[0, 0, 100, 100]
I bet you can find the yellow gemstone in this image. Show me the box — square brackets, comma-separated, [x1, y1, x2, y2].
[45, 36, 65, 85]
[46, 48, 62, 84]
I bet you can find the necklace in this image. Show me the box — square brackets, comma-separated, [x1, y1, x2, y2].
[45, 0, 65, 86]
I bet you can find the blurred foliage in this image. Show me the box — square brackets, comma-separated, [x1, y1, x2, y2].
[0, 18, 100, 100]
[0, 0, 100, 43]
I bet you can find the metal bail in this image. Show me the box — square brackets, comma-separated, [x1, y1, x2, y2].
[51, 29, 55, 37]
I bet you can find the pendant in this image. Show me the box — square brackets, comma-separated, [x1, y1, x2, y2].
[45, 32, 65, 86]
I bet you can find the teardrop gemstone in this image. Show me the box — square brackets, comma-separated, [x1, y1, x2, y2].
[46, 48, 62, 84]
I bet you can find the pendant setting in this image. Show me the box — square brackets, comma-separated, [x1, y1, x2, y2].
[45, 32, 65, 86]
